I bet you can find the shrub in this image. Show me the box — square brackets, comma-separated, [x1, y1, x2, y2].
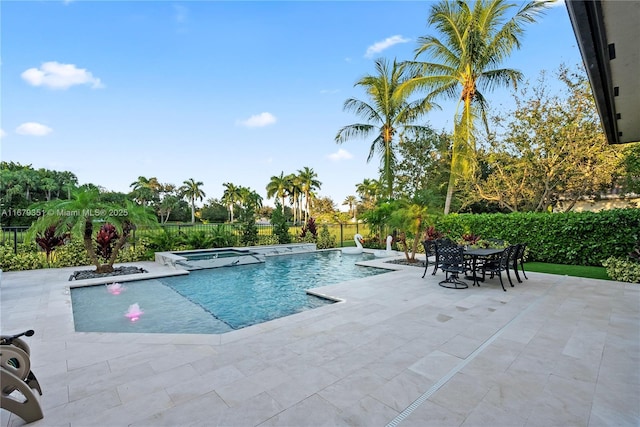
[602, 257, 640, 283]
[0, 242, 47, 271]
[271, 202, 292, 244]
[316, 224, 336, 249]
[51, 239, 91, 268]
[300, 217, 318, 239]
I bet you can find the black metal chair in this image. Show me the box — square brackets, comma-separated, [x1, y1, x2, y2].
[437, 244, 468, 289]
[481, 246, 514, 291]
[421, 240, 436, 278]
[512, 243, 528, 282]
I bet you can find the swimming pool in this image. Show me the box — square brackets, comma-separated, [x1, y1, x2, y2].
[71, 251, 389, 334]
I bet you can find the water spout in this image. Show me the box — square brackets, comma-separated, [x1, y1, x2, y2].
[125, 303, 144, 322]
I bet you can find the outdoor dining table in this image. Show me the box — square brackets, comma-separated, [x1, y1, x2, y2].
[463, 247, 505, 286]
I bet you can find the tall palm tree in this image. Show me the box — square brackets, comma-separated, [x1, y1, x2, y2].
[343, 195, 358, 219]
[180, 178, 206, 223]
[266, 172, 289, 214]
[129, 176, 161, 206]
[297, 167, 321, 223]
[286, 173, 302, 225]
[356, 178, 381, 209]
[222, 182, 242, 223]
[336, 58, 435, 199]
[403, 0, 549, 214]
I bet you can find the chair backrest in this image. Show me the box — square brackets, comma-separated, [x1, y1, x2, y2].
[500, 246, 515, 269]
[516, 243, 527, 261]
[422, 240, 436, 256]
[438, 244, 465, 268]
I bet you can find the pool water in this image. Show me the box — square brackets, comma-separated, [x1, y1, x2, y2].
[71, 251, 388, 334]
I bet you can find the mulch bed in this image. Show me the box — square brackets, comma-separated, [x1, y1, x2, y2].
[68, 266, 148, 281]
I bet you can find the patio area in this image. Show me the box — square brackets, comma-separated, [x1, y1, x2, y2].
[1, 256, 638, 426]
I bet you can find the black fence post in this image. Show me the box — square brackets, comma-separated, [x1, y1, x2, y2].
[340, 224, 344, 247]
[13, 228, 18, 254]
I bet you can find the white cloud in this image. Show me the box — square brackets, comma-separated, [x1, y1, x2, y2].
[320, 89, 339, 94]
[21, 61, 104, 90]
[327, 148, 353, 161]
[174, 4, 188, 23]
[236, 112, 277, 128]
[548, 0, 565, 8]
[365, 35, 411, 58]
[0, 129, 6, 139]
[15, 122, 53, 136]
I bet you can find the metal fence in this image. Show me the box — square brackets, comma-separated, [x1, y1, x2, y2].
[1, 222, 369, 254]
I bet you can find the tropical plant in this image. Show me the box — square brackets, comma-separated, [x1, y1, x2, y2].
[388, 199, 430, 262]
[336, 58, 434, 199]
[95, 223, 119, 262]
[270, 201, 292, 244]
[180, 178, 206, 223]
[297, 167, 321, 223]
[403, 0, 549, 214]
[316, 224, 336, 249]
[129, 176, 161, 206]
[222, 182, 242, 223]
[300, 217, 318, 240]
[27, 188, 158, 273]
[343, 195, 358, 219]
[35, 223, 70, 264]
[266, 172, 290, 214]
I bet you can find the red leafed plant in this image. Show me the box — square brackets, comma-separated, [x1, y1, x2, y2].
[300, 217, 318, 238]
[35, 224, 70, 263]
[95, 223, 119, 261]
[461, 233, 481, 245]
[423, 226, 444, 241]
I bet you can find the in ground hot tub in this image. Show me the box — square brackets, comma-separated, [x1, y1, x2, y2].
[155, 248, 265, 270]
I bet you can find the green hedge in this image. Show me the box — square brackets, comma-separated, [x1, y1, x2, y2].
[433, 209, 640, 266]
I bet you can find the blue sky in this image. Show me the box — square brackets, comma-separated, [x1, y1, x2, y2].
[1, 0, 581, 211]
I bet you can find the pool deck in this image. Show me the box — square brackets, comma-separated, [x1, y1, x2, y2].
[1, 255, 638, 426]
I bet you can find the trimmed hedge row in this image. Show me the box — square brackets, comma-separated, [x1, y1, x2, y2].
[433, 209, 640, 266]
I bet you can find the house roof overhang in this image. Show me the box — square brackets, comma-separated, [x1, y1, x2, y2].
[565, 0, 640, 144]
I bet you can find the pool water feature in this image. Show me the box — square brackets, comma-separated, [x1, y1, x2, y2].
[71, 251, 389, 334]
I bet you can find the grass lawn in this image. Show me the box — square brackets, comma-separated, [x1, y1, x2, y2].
[524, 262, 611, 281]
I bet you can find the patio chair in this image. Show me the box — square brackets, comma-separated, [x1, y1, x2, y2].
[480, 245, 515, 292]
[512, 243, 529, 282]
[437, 244, 468, 289]
[421, 240, 436, 278]
[423, 238, 456, 278]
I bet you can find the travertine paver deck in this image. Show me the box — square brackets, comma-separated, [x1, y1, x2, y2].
[1, 255, 638, 426]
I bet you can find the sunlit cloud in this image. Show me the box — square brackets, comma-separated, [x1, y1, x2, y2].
[174, 4, 188, 23]
[16, 122, 53, 136]
[320, 89, 339, 94]
[236, 112, 277, 128]
[365, 35, 410, 58]
[0, 129, 6, 139]
[548, 0, 565, 8]
[327, 148, 353, 161]
[21, 61, 104, 90]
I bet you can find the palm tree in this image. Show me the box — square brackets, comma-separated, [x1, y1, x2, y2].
[343, 195, 358, 219]
[336, 58, 435, 199]
[129, 176, 161, 206]
[286, 173, 302, 225]
[180, 178, 206, 223]
[266, 172, 289, 214]
[403, 0, 549, 214]
[28, 188, 157, 273]
[356, 178, 381, 209]
[297, 167, 321, 223]
[222, 182, 242, 223]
